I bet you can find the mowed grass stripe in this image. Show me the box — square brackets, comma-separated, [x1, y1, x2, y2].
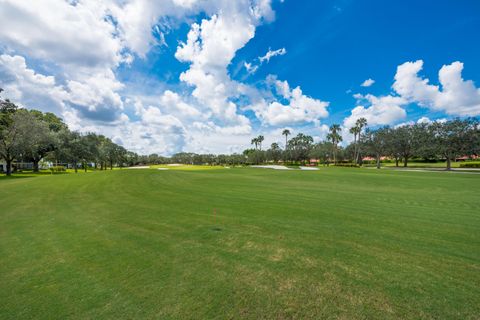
[0, 168, 479, 319]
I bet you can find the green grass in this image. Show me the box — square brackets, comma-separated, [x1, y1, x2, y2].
[369, 161, 480, 168]
[1, 168, 479, 319]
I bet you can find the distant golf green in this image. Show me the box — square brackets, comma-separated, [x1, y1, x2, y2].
[1, 168, 479, 319]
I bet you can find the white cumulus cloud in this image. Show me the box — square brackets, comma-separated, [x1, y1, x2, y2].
[343, 94, 407, 129]
[393, 60, 480, 116]
[360, 78, 375, 87]
[250, 78, 329, 126]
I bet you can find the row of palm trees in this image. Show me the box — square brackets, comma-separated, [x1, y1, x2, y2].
[251, 118, 368, 165]
[326, 118, 367, 164]
[349, 118, 368, 164]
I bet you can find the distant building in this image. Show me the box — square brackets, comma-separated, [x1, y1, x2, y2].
[0, 160, 11, 173]
[456, 155, 479, 161]
[362, 156, 390, 161]
[0, 161, 39, 173]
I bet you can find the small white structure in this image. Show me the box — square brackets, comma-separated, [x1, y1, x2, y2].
[0, 160, 11, 173]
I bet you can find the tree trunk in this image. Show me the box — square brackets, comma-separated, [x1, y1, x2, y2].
[33, 160, 40, 173]
[110, 160, 113, 170]
[403, 157, 408, 167]
[446, 157, 452, 170]
[356, 134, 361, 165]
[395, 158, 399, 167]
[6, 159, 12, 176]
[352, 134, 357, 165]
[74, 161, 78, 173]
[376, 155, 381, 169]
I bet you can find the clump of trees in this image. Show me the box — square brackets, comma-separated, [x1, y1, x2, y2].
[362, 119, 480, 170]
[0, 89, 135, 176]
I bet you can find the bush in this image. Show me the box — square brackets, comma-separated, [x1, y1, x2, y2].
[460, 163, 480, 168]
[50, 166, 66, 173]
[334, 163, 359, 167]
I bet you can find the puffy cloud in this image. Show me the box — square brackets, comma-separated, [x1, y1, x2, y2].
[66, 70, 124, 121]
[393, 60, 480, 116]
[360, 78, 375, 87]
[0, 54, 125, 122]
[250, 78, 329, 126]
[0, 0, 123, 70]
[0, 1, 130, 122]
[343, 94, 407, 128]
[416, 116, 431, 124]
[159, 90, 202, 118]
[0, 54, 68, 114]
[175, 8, 264, 127]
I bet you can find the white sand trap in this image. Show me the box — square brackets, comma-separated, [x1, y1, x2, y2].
[127, 166, 150, 169]
[167, 164, 183, 166]
[251, 165, 291, 170]
[157, 168, 169, 170]
[299, 166, 319, 170]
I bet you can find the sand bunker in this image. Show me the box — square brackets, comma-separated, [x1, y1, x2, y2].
[157, 168, 169, 170]
[251, 165, 291, 170]
[127, 166, 150, 169]
[299, 166, 319, 170]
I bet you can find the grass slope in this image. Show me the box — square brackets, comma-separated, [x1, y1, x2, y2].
[1, 168, 479, 319]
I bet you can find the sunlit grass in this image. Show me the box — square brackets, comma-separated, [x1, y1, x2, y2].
[1, 168, 479, 319]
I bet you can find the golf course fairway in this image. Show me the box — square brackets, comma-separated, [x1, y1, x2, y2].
[1, 168, 479, 319]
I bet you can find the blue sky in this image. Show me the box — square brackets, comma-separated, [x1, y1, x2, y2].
[1, 0, 480, 155]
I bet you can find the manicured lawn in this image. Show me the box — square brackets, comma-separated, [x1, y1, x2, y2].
[367, 161, 480, 168]
[0, 168, 479, 319]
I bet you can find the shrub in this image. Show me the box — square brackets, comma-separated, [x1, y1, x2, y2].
[50, 166, 66, 173]
[460, 163, 480, 168]
[334, 163, 359, 167]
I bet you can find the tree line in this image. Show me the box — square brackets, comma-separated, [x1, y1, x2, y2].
[2, 89, 479, 175]
[0, 89, 137, 176]
[166, 118, 479, 170]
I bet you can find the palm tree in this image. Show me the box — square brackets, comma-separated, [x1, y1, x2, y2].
[349, 126, 360, 164]
[257, 135, 264, 151]
[327, 124, 342, 165]
[282, 129, 290, 150]
[251, 137, 258, 150]
[355, 117, 368, 164]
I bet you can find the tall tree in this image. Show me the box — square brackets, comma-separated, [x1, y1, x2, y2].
[267, 142, 282, 163]
[257, 135, 265, 151]
[288, 133, 314, 163]
[0, 99, 20, 176]
[355, 118, 368, 164]
[326, 124, 342, 165]
[363, 127, 389, 169]
[282, 129, 290, 150]
[251, 137, 258, 150]
[15, 110, 56, 172]
[431, 118, 479, 170]
[309, 141, 334, 165]
[349, 126, 360, 163]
